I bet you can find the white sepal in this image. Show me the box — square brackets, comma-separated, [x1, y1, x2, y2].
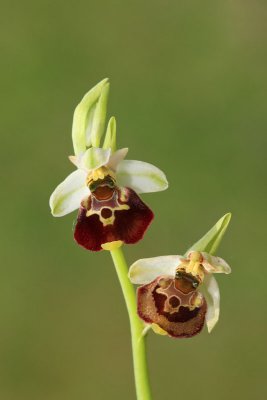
[202, 275, 220, 333]
[129, 255, 182, 285]
[49, 169, 89, 217]
[116, 160, 168, 194]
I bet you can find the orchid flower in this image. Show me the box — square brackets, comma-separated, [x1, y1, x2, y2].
[129, 213, 232, 338]
[49, 79, 168, 251]
[48, 80, 232, 399]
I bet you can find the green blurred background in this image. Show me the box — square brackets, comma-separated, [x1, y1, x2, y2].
[1, 1, 266, 399]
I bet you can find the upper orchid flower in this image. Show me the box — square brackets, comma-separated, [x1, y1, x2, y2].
[129, 213, 232, 338]
[49, 79, 168, 251]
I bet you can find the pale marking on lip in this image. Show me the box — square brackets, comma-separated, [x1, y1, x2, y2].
[85, 189, 129, 226]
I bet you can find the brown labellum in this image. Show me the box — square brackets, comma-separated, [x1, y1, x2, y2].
[137, 275, 207, 338]
[74, 184, 154, 251]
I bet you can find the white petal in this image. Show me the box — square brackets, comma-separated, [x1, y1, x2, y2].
[116, 160, 168, 193]
[49, 169, 89, 217]
[202, 275, 220, 333]
[129, 256, 182, 284]
[201, 252, 231, 274]
[108, 148, 128, 171]
[80, 147, 111, 171]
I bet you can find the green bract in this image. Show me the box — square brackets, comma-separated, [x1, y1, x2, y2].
[90, 82, 110, 148]
[103, 117, 117, 152]
[72, 78, 109, 155]
[186, 213, 231, 256]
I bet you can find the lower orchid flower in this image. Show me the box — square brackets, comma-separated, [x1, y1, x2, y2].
[49, 146, 168, 251]
[129, 250, 231, 338]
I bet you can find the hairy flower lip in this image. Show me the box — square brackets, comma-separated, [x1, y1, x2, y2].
[137, 276, 207, 338]
[74, 187, 154, 251]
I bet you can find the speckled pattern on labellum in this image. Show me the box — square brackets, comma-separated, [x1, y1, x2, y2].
[74, 178, 154, 251]
[129, 250, 231, 337]
[138, 274, 207, 338]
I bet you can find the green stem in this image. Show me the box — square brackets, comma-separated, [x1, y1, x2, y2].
[110, 247, 152, 400]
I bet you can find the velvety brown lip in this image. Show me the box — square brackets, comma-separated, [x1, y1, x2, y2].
[74, 187, 154, 251]
[137, 276, 207, 338]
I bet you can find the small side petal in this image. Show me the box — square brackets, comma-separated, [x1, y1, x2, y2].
[80, 147, 111, 171]
[116, 160, 168, 193]
[49, 169, 89, 217]
[129, 256, 182, 285]
[108, 148, 128, 171]
[202, 275, 220, 333]
[201, 252, 231, 274]
[69, 154, 83, 168]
